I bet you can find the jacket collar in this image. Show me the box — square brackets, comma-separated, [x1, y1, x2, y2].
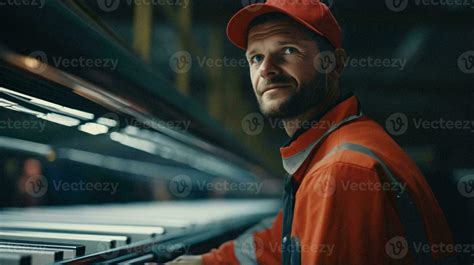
[280, 93, 363, 178]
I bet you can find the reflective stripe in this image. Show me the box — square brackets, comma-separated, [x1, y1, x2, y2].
[282, 111, 363, 175]
[234, 234, 258, 265]
[233, 217, 274, 265]
[321, 142, 432, 265]
[320, 143, 405, 195]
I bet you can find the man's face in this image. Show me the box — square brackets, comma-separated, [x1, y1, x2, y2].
[246, 18, 326, 119]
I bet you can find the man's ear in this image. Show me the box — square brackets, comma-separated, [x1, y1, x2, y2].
[331, 48, 347, 78]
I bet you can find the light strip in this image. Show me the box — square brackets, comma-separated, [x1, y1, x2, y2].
[0, 86, 94, 120]
[79, 122, 109, 135]
[37, 113, 81, 127]
[0, 136, 53, 156]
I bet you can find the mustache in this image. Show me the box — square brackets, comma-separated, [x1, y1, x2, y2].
[259, 75, 295, 94]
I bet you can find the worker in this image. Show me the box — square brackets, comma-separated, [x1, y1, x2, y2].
[168, 0, 457, 264]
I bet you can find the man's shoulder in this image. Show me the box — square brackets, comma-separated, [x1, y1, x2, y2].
[302, 116, 412, 183]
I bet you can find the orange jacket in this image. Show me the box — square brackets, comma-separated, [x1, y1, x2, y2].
[202, 94, 456, 265]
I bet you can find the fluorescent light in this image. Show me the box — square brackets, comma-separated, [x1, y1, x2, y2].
[24, 57, 42, 70]
[30, 98, 63, 109]
[110, 132, 156, 154]
[0, 87, 94, 120]
[6, 105, 43, 116]
[30, 99, 94, 120]
[97, 117, 118, 127]
[37, 113, 80, 127]
[79, 122, 109, 135]
[0, 136, 53, 156]
[0, 98, 17, 107]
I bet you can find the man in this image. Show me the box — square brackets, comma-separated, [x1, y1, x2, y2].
[168, 0, 457, 264]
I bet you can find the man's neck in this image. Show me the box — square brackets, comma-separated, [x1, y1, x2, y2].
[283, 89, 341, 137]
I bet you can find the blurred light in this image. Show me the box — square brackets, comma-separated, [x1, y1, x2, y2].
[79, 122, 109, 135]
[24, 57, 41, 69]
[0, 87, 94, 120]
[123, 125, 140, 135]
[37, 113, 80, 127]
[110, 132, 156, 154]
[47, 151, 57, 162]
[0, 98, 16, 107]
[6, 105, 43, 116]
[30, 98, 62, 109]
[0, 136, 52, 156]
[97, 117, 118, 127]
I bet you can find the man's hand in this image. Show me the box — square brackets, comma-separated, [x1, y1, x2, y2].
[166, 255, 203, 265]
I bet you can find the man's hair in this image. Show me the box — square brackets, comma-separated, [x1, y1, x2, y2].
[247, 12, 334, 52]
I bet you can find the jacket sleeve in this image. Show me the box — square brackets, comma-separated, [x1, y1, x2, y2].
[295, 162, 412, 265]
[202, 210, 283, 265]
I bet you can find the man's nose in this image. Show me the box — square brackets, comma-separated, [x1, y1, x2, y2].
[259, 55, 281, 79]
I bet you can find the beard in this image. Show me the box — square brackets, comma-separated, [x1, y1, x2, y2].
[257, 73, 327, 119]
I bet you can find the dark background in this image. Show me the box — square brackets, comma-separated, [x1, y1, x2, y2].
[0, 0, 472, 263]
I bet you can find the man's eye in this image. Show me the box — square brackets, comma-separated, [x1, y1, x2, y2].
[251, 55, 263, 64]
[283, 47, 298, 55]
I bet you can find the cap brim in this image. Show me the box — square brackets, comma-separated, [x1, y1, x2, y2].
[226, 4, 326, 50]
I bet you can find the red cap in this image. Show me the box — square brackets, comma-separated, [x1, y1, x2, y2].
[227, 0, 342, 50]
